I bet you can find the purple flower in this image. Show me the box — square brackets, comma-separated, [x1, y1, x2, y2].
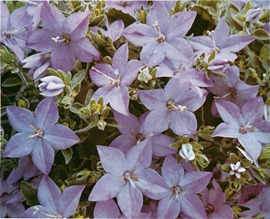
[123, 2, 196, 67]
[246, 8, 263, 23]
[38, 76, 65, 97]
[90, 43, 144, 115]
[208, 66, 259, 117]
[88, 141, 167, 218]
[241, 187, 270, 218]
[201, 180, 233, 219]
[1, 2, 32, 61]
[189, 17, 254, 62]
[212, 97, 270, 164]
[27, 2, 99, 72]
[109, 111, 176, 156]
[105, 1, 148, 17]
[0, 179, 25, 218]
[157, 156, 212, 219]
[3, 97, 80, 174]
[21, 175, 85, 218]
[138, 78, 208, 136]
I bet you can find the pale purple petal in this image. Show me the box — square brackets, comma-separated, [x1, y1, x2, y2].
[21, 205, 50, 218]
[149, 134, 176, 156]
[180, 171, 212, 193]
[109, 135, 136, 154]
[38, 176, 61, 212]
[113, 111, 140, 135]
[112, 43, 128, 73]
[162, 156, 184, 187]
[27, 29, 55, 52]
[44, 124, 79, 150]
[89, 174, 124, 201]
[122, 60, 144, 85]
[97, 145, 126, 174]
[240, 97, 264, 122]
[3, 133, 34, 158]
[34, 97, 58, 129]
[72, 38, 99, 63]
[212, 123, 239, 138]
[1, 2, 9, 31]
[117, 185, 143, 218]
[90, 63, 114, 87]
[180, 194, 207, 218]
[108, 19, 124, 41]
[212, 17, 230, 47]
[136, 168, 168, 200]
[109, 86, 130, 116]
[67, 12, 91, 39]
[138, 89, 167, 110]
[32, 140, 54, 174]
[222, 35, 254, 53]
[146, 2, 169, 27]
[126, 140, 152, 170]
[7, 106, 35, 133]
[59, 186, 85, 217]
[157, 195, 181, 219]
[94, 199, 121, 218]
[170, 110, 197, 136]
[143, 109, 170, 134]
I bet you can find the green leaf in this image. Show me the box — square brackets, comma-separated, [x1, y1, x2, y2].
[251, 167, 267, 184]
[61, 148, 73, 164]
[21, 181, 39, 206]
[70, 102, 84, 114]
[2, 77, 23, 87]
[71, 70, 86, 88]
[253, 28, 270, 41]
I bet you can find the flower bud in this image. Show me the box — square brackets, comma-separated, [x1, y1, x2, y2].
[38, 76, 65, 97]
[179, 143, 195, 161]
[207, 59, 229, 74]
[246, 8, 263, 23]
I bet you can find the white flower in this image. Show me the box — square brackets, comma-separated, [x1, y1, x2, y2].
[179, 143, 195, 161]
[38, 76, 65, 97]
[229, 161, 246, 179]
[137, 68, 152, 83]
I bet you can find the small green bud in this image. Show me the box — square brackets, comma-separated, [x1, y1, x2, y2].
[138, 68, 152, 83]
[97, 119, 107, 130]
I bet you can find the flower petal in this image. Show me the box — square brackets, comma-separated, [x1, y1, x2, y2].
[7, 106, 35, 133]
[59, 186, 85, 217]
[94, 199, 121, 218]
[32, 140, 54, 174]
[157, 195, 181, 219]
[34, 97, 58, 129]
[44, 124, 79, 150]
[117, 184, 143, 218]
[138, 89, 167, 110]
[38, 176, 61, 212]
[88, 174, 123, 201]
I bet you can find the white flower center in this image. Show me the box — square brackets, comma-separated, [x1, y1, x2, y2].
[27, 125, 44, 139]
[33, 206, 63, 218]
[166, 99, 187, 111]
[121, 170, 139, 188]
[170, 184, 185, 202]
[52, 33, 71, 44]
[152, 21, 166, 43]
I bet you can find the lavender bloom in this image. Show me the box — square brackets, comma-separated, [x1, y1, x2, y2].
[0, 179, 25, 218]
[123, 2, 196, 67]
[38, 76, 65, 97]
[241, 187, 270, 218]
[21, 175, 85, 218]
[105, 1, 148, 17]
[138, 78, 208, 136]
[208, 66, 259, 117]
[157, 156, 212, 219]
[1, 2, 32, 61]
[92, 18, 125, 42]
[3, 97, 80, 174]
[109, 111, 176, 156]
[89, 141, 168, 218]
[189, 17, 254, 62]
[27, 2, 99, 72]
[201, 180, 233, 219]
[212, 97, 270, 164]
[90, 43, 144, 115]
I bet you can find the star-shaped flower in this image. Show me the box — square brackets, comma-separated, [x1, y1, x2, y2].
[123, 2, 196, 67]
[201, 180, 234, 219]
[1, 2, 32, 61]
[209, 66, 259, 117]
[27, 2, 99, 72]
[3, 97, 80, 174]
[90, 43, 144, 115]
[21, 176, 85, 218]
[138, 78, 208, 136]
[109, 111, 176, 156]
[157, 155, 212, 219]
[189, 17, 254, 62]
[88, 141, 167, 218]
[212, 97, 270, 164]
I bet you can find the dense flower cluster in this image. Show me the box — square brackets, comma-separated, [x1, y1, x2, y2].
[1, 0, 269, 218]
